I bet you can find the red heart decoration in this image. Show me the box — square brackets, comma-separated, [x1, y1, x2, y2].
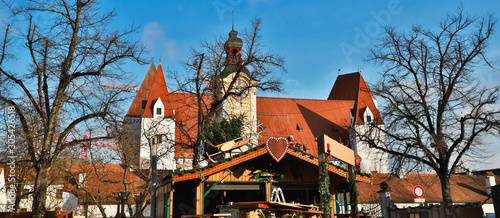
[266, 137, 289, 162]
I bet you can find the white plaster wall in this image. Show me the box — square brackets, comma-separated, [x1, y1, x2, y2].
[359, 202, 495, 217]
[140, 116, 176, 170]
[357, 203, 381, 217]
[76, 203, 150, 217]
[249, 87, 258, 146]
[482, 203, 495, 215]
[16, 184, 66, 211]
[351, 124, 389, 173]
[0, 168, 6, 212]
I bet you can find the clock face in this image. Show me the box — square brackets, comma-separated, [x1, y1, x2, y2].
[230, 79, 249, 100]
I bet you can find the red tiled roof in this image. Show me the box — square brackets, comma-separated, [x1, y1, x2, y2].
[168, 92, 211, 155]
[155, 94, 355, 157]
[257, 97, 354, 156]
[126, 63, 157, 117]
[357, 173, 500, 203]
[327, 72, 383, 125]
[127, 67, 379, 158]
[126, 63, 174, 118]
[64, 164, 147, 203]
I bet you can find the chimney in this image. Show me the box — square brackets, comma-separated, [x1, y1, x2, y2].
[485, 172, 496, 195]
[397, 167, 406, 180]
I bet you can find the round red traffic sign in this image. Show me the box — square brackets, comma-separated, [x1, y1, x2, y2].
[413, 186, 424, 198]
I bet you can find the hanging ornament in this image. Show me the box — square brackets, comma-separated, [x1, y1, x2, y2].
[266, 137, 289, 162]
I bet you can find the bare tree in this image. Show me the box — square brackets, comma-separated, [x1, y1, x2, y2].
[0, 0, 144, 216]
[171, 18, 286, 165]
[118, 120, 173, 216]
[360, 8, 500, 205]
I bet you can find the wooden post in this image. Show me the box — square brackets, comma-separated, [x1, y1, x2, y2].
[169, 189, 174, 218]
[266, 182, 272, 202]
[331, 191, 336, 217]
[196, 180, 203, 214]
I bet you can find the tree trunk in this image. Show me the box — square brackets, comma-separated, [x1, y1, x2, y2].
[97, 204, 107, 218]
[439, 172, 453, 206]
[32, 162, 51, 218]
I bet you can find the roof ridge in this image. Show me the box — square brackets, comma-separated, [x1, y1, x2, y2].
[126, 63, 157, 116]
[141, 64, 174, 118]
[258, 96, 355, 102]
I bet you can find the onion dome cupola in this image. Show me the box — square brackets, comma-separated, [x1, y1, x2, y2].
[224, 30, 243, 65]
[222, 29, 250, 78]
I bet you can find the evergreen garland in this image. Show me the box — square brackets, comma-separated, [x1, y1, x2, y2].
[319, 159, 332, 218]
[201, 114, 245, 145]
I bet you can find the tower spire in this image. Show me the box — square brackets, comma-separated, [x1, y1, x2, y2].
[232, 11, 234, 31]
[224, 28, 243, 66]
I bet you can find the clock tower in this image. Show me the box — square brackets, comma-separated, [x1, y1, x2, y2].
[215, 28, 258, 145]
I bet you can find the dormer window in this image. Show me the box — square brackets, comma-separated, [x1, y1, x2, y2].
[363, 107, 374, 124]
[153, 97, 165, 118]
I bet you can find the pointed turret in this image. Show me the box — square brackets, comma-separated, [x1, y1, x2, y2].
[141, 64, 174, 118]
[125, 63, 173, 118]
[329, 72, 388, 173]
[124, 63, 176, 171]
[126, 63, 157, 117]
[328, 72, 383, 125]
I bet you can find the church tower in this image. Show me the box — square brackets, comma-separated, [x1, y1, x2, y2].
[214, 29, 258, 145]
[328, 73, 389, 173]
[124, 63, 176, 170]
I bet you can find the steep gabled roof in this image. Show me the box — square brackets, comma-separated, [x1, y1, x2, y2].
[168, 92, 211, 156]
[141, 64, 174, 118]
[257, 97, 354, 156]
[126, 63, 174, 118]
[327, 72, 383, 125]
[126, 63, 157, 117]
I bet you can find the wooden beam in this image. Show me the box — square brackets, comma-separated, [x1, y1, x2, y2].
[196, 181, 203, 215]
[265, 182, 271, 202]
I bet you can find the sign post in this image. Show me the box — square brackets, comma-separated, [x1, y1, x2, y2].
[413, 186, 425, 204]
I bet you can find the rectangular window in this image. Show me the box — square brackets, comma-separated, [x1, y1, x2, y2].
[156, 108, 162, 115]
[56, 189, 63, 199]
[23, 189, 30, 199]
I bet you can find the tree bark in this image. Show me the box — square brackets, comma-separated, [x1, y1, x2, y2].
[439, 171, 452, 206]
[32, 162, 51, 218]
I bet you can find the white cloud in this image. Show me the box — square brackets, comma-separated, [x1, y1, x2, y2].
[141, 21, 177, 59]
[285, 79, 300, 87]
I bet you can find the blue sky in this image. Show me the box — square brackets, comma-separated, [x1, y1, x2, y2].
[96, 0, 500, 170]
[2, 1, 500, 170]
[98, 0, 500, 99]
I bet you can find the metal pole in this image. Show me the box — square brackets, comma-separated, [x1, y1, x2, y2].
[151, 141, 157, 218]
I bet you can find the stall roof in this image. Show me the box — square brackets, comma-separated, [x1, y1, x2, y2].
[171, 146, 371, 183]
